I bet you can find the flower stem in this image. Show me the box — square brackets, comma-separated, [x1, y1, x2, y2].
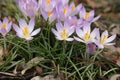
[3, 36, 7, 56]
[85, 44, 89, 60]
[63, 40, 66, 54]
[27, 41, 32, 59]
[93, 49, 103, 62]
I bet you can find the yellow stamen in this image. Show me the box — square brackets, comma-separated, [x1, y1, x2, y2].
[28, 5, 33, 10]
[84, 31, 90, 41]
[22, 34, 30, 39]
[23, 26, 28, 35]
[73, 19, 77, 24]
[71, 4, 75, 10]
[48, 11, 52, 16]
[63, 7, 67, 14]
[2, 23, 7, 28]
[60, 29, 67, 40]
[100, 35, 107, 44]
[46, 0, 51, 4]
[84, 12, 89, 19]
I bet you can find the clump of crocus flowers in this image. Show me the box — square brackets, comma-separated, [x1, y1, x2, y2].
[0, 0, 116, 56]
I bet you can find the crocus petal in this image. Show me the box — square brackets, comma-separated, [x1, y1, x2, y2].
[76, 28, 83, 38]
[41, 9, 48, 20]
[28, 18, 35, 33]
[56, 36, 62, 40]
[90, 28, 99, 42]
[83, 24, 91, 34]
[76, 3, 82, 11]
[13, 24, 21, 32]
[79, 6, 86, 18]
[26, 37, 33, 41]
[67, 27, 74, 37]
[105, 34, 116, 43]
[89, 10, 94, 18]
[92, 15, 101, 22]
[74, 36, 85, 43]
[66, 38, 74, 41]
[19, 19, 27, 28]
[16, 32, 23, 38]
[7, 21, 12, 32]
[3, 17, 8, 24]
[52, 28, 60, 37]
[49, 12, 56, 23]
[101, 30, 108, 38]
[96, 28, 100, 41]
[105, 43, 115, 46]
[97, 44, 104, 49]
[0, 28, 7, 36]
[13, 24, 23, 37]
[56, 22, 63, 32]
[31, 28, 41, 36]
[62, 0, 69, 5]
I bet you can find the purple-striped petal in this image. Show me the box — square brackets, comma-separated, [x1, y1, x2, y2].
[74, 36, 84, 43]
[66, 38, 74, 41]
[105, 43, 115, 46]
[105, 34, 116, 43]
[101, 30, 108, 38]
[3, 17, 8, 24]
[76, 28, 83, 38]
[92, 15, 101, 22]
[26, 37, 33, 41]
[28, 18, 35, 33]
[31, 28, 41, 36]
[52, 28, 60, 37]
[19, 19, 27, 28]
[79, 6, 86, 18]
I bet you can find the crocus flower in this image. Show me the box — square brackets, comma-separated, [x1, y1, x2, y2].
[79, 5, 100, 26]
[86, 43, 96, 54]
[74, 24, 98, 44]
[56, 3, 70, 21]
[0, 17, 12, 36]
[40, 0, 57, 23]
[13, 19, 41, 40]
[69, 2, 82, 16]
[66, 16, 83, 28]
[52, 21, 74, 41]
[95, 30, 116, 49]
[40, 0, 56, 12]
[18, 0, 39, 18]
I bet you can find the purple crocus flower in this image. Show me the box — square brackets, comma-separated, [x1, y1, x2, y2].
[87, 43, 96, 54]
[95, 30, 116, 49]
[66, 16, 83, 29]
[40, 0, 57, 23]
[74, 24, 99, 44]
[79, 5, 100, 27]
[41, 8, 57, 23]
[52, 21, 74, 41]
[13, 18, 41, 40]
[18, 0, 39, 18]
[40, 0, 56, 12]
[0, 17, 12, 36]
[69, 2, 82, 16]
[56, 3, 70, 21]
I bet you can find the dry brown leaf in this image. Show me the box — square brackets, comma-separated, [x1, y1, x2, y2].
[0, 46, 3, 60]
[110, 74, 120, 80]
[111, 25, 120, 35]
[31, 75, 61, 80]
[21, 57, 44, 75]
[35, 66, 43, 74]
[86, 0, 108, 9]
[116, 59, 120, 66]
